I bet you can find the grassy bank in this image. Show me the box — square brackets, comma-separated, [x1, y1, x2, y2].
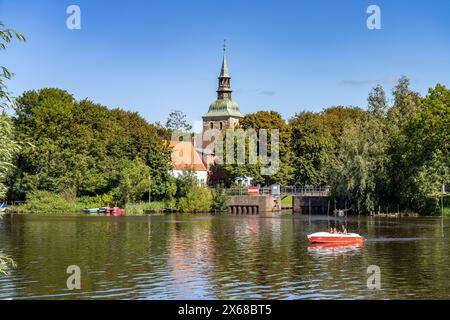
[443, 205, 450, 216]
[124, 201, 167, 215]
[281, 196, 292, 206]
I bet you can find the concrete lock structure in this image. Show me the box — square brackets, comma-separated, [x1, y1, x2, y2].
[228, 195, 281, 214]
[292, 196, 329, 214]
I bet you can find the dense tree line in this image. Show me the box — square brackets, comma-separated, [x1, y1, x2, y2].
[7, 88, 172, 204]
[222, 77, 449, 215]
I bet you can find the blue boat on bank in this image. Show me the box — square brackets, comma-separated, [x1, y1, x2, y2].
[0, 203, 8, 213]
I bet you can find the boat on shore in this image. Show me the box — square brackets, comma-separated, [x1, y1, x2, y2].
[83, 206, 124, 216]
[307, 231, 364, 244]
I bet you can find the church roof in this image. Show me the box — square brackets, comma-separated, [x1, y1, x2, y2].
[169, 141, 207, 171]
[203, 99, 243, 119]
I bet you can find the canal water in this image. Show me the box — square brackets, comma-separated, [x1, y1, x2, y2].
[0, 213, 449, 299]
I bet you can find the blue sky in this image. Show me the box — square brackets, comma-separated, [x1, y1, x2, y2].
[1, 0, 450, 125]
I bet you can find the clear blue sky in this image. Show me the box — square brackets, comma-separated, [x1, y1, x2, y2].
[1, 0, 450, 125]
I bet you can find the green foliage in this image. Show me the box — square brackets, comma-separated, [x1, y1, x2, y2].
[281, 195, 292, 206]
[330, 113, 389, 213]
[289, 106, 365, 186]
[178, 185, 212, 212]
[95, 192, 115, 207]
[399, 84, 450, 213]
[125, 201, 166, 215]
[290, 112, 333, 185]
[367, 84, 388, 118]
[175, 170, 197, 198]
[211, 184, 228, 211]
[116, 158, 150, 203]
[10, 88, 171, 202]
[165, 109, 192, 132]
[1, 21, 26, 110]
[222, 111, 294, 186]
[0, 115, 20, 198]
[0, 253, 16, 275]
[19, 190, 85, 213]
[0, 22, 25, 199]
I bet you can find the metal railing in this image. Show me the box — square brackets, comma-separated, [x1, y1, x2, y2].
[224, 186, 330, 196]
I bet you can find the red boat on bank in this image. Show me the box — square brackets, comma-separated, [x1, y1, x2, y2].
[106, 207, 124, 216]
[307, 232, 364, 244]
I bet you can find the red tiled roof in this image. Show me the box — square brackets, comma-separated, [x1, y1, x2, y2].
[169, 141, 207, 171]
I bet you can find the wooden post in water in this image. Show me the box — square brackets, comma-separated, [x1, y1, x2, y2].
[327, 200, 330, 230]
[308, 199, 312, 227]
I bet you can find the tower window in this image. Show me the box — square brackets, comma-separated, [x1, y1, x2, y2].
[210, 122, 214, 129]
[220, 122, 223, 130]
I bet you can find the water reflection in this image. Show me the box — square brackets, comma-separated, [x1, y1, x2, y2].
[307, 243, 363, 256]
[0, 213, 449, 299]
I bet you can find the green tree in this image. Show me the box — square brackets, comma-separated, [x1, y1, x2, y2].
[1, 21, 26, 109]
[0, 21, 24, 274]
[165, 110, 192, 132]
[400, 84, 450, 213]
[116, 158, 151, 203]
[178, 185, 212, 212]
[330, 92, 390, 212]
[290, 112, 333, 185]
[0, 22, 25, 199]
[385, 76, 421, 207]
[222, 111, 293, 186]
[211, 184, 228, 211]
[367, 84, 388, 118]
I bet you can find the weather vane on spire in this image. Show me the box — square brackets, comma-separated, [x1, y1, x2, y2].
[223, 39, 226, 52]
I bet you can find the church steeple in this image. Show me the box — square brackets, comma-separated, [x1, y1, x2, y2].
[217, 41, 232, 100]
[203, 42, 243, 128]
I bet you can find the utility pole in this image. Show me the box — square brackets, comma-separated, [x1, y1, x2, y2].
[148, 174, 152, 203]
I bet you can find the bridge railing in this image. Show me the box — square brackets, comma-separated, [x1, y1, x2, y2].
[223, 186, 330, 196]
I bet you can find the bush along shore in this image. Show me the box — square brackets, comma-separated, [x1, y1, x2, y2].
[8, 182, 229, 216]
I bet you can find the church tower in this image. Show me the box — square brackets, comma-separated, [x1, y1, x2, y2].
[202, 44, 243, 132]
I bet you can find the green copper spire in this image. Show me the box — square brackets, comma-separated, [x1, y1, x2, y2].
[219, 40, 230, 78]
[203, 43, 243, 119]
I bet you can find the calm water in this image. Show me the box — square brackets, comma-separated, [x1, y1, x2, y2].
[0, 212, 449, 300]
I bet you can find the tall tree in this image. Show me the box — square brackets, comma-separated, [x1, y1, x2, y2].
[222, 111, 293, 186]
[165, 110, 192, 133]
[290, 112, 333, 185]
[400, 84, 450, 213]
[385, 76, 421, 207]
[367, 84, 388, 118]
[0, 21, 25, 199]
